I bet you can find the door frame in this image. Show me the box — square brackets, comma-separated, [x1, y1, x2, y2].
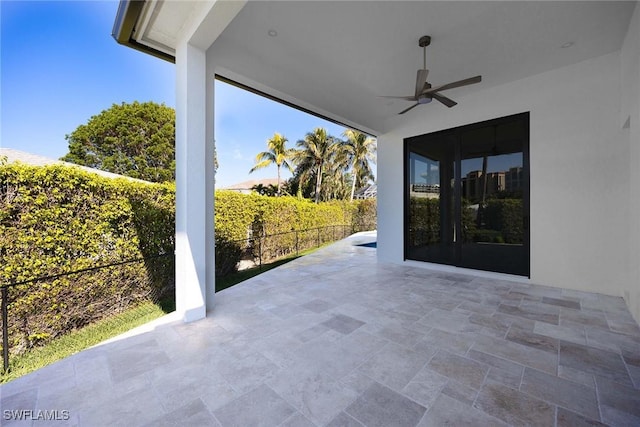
[403, 112, 530, 277]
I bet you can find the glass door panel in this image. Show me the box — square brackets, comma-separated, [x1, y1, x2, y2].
[459, 127, 526, 275]
[406, 134, 455, 265]
[405, 113, 529, 276]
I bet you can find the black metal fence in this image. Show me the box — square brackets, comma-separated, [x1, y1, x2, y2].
[233, 224, 352, 271]
[0, 223, 372, 373]
[0, 254, 172, 374]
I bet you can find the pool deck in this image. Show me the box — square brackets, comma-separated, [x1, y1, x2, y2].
[1, 231, 639, 426]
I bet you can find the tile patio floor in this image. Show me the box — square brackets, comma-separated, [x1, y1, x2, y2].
[1, 231, 640, 426]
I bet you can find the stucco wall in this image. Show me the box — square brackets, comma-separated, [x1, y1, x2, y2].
[378, 40, 639, 319]
[622, 3, 640, 323]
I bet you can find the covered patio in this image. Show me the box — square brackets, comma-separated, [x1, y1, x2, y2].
[2, 233, 639, 426]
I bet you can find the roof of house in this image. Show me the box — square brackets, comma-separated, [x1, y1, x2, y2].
[0, 148, 147, 182]
[221, 178, 279, 191]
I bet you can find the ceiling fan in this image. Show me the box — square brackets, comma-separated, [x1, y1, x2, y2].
[382, 35, 482, 114]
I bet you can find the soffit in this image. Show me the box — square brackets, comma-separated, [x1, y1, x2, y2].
[134, 1, 636, 134]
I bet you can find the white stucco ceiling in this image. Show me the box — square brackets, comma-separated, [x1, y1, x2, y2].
[136, 1, 636, 134]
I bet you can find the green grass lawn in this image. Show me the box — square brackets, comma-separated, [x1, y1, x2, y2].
[1, 245, 324, 383]
[0, 301, 167, 383]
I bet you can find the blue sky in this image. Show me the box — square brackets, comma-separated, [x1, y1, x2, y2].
[1, 1, 353, 188]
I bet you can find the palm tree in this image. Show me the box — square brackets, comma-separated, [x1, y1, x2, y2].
[249, 133, 295, 195]
[342, 129, 377, 201]
[294, 128, 338, 203]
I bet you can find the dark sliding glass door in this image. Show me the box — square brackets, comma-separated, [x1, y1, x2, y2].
[405, 112, 529, 276]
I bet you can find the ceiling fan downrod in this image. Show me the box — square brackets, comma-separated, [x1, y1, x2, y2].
[419, 35, 431, 70]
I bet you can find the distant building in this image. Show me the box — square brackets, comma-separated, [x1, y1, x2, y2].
[220, 178, 279, 194]
[409, 183, 439, 199]
[0, 148, 146, 182]
[505, 166, 524, 193]
[462, 170, 505, 201]
[354, 184, 377, 199]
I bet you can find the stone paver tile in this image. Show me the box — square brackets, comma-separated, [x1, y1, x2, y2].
[107, 339, 171, 383]
[586, 326, 640, 354]
[506, 325, 559, 353]
[301, 298, 333, 313]
[358, 342, 429, 391]
[322, 314, 366, 335]
[326, 412, 365, 427]
[558, 365, 595, 389]
[279, 412, 316, 427]
[364, 321, 426, 348]
[401, 368, 448, 408]
[416, 309, 472, 333]
[413, 328, 474, 356]
[595, 375, 640, 420]
[474, 380, 555, 426]
[486, 367, 522, 389]
[556, 407, 606, 427]
[268, 303, 307, 319]
[521, 367, 599, 420]
[600, 406, 640, 426]
[607, 318, 640, 336]
[471, 334, 557, 374]
[559, 340, 632, 386]
[468, 313, 510, 335]
[213, 384, 296, 427]
[534, 321, 587, 345]
[267, 365, 357, 426]
[492, 312, 536, 331]
[426, 350, 488, 390]
[79, 385, 165, 426]
[466, 348, 524, 376]
[346, 382, 426, 427]
[628, 364, 640, 389]
[295, 324, 331, 343]
[622, 348, 640, 366]
[142, 398, 219, 427]
[498, 303, 559, 325]
[214, 352, 280, 394]
[418, 393, 507, 427]
[542, 296, 581, 309]
[560, 307, 609, 329]
[455, 300, 496, 316]
[149, 364, 238, 413]
[441, 379, 478, 405]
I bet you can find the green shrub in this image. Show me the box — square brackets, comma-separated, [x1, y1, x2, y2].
[0, 164, 378, 355]
[1, 163, 174, 354]
[484, 199, 523, 244]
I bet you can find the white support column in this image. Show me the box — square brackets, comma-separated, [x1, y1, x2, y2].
[175, 42, 215, 322]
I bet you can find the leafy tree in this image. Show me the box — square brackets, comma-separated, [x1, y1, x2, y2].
[61, 101, 175, 183]
[342, 129, 376, 201]
[249, 133, 295, 195]
[251, 183, 278, 197]
[294, 128, 339, 203]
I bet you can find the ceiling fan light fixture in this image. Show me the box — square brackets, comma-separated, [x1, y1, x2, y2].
[418, 96, 432, 104]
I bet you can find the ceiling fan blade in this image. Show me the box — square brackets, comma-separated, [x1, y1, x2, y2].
[423, 75, 482, 95]
[432, 92, 457, 108]
[378, 95, 417, 101]
[399, 103, 420, 115]
[415, 69, 428, 97]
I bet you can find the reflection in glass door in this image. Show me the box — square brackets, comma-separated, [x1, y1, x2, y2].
[405, 113, 529, 276]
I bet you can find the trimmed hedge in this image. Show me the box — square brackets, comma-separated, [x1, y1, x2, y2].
[409, 196, 522, 246]
[1, 165, 377, 353]
[214, 191, 377, 274]
[1, 164, 174, 354]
